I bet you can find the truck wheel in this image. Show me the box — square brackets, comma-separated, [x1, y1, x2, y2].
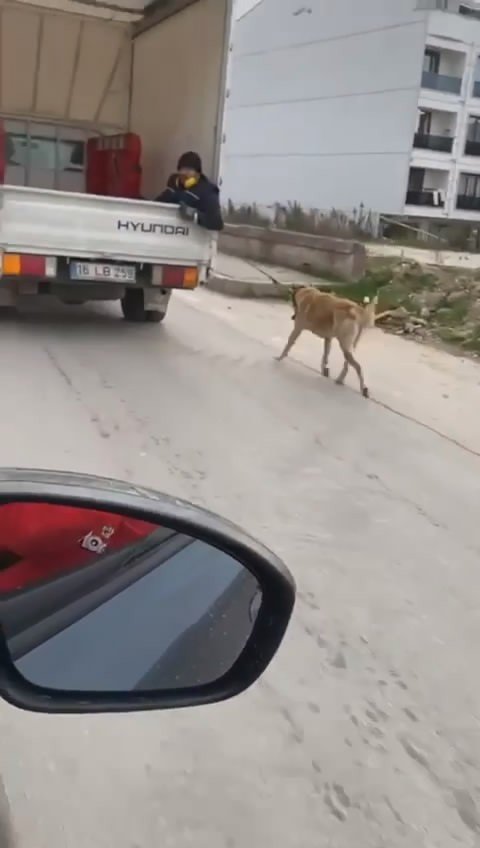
[122, 290, 166, 323]
[121, 289, 146, 322]
[145, 310, 165, 323]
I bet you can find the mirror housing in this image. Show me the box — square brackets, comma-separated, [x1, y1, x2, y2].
[0, 469, 295, 714]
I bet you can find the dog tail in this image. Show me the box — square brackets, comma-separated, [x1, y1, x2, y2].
[361, 294, 378, 329]
[352, 295, 378, 348]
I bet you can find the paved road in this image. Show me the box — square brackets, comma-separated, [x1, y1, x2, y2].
[0, 294, 479, 847]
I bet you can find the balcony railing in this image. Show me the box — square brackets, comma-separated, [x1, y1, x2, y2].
[422, 70, 462, 95]
[457, 195, 480, 211]
[473, 81, 480, 98]
[414, 133, 453, 153]
[406, 190, 445, 207]
[465, 140, 480, 157]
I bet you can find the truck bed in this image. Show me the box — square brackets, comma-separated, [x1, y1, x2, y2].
[0, 185, 214, 267]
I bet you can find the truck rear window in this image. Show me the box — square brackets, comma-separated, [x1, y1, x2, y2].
[3, 119, 89, 191]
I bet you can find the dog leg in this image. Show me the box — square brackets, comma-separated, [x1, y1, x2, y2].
[321, 338, 331, 377]
[337, 348, 368, 397]
[275, 325, 302, 361]
[335, 359, 349, 386]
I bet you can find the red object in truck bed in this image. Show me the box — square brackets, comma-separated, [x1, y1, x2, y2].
[86, 133, 142, 199]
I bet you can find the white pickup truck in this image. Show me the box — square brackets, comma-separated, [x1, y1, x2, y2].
[0, 185, 214, 322]
[0, 0, 232, 323]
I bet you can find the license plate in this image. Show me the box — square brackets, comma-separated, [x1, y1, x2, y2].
[70, 262, 136, 282]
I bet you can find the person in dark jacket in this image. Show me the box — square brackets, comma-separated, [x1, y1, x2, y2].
[155, 151, 224, 231]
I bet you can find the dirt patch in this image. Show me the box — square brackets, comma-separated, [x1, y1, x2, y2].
[317, 258, 480, 359]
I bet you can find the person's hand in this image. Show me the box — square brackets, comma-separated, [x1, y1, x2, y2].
[179, 203, 197, 222]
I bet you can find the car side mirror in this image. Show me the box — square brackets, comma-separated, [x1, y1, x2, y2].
[0, 469, 295, 714]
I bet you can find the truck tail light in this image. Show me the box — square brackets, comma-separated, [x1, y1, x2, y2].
[183, 267, 199, 288]
[2, 254, 21, 275]
[1, 254, 57, 278]
[159, 266, 199, 289]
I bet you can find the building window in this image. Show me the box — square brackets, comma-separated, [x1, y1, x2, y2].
[424, 48, 440, 75]
[467, 116, 480, 143]
[473, 58, 480, 98]
[459, 173, 480, 198]
[408, 167, 425, 192]
[418, 110, 432, 135]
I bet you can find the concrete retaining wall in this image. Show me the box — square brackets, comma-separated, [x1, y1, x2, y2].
[219, 224, 367, 281]
[367, 242, 480, 270]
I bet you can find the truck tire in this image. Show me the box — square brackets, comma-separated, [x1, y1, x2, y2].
[121, 289, 165, 324]
[145, 310, 165, 323]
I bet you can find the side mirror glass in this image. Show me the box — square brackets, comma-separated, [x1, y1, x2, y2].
[0, 502, 263, 695]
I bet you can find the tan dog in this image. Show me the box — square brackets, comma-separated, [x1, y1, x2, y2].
[275, 286, 379, 398]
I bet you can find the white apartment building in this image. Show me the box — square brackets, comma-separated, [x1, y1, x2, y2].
[222, 0, 480, 229]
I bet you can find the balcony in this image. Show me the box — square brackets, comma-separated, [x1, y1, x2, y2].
[413, 132, 453, 153]
[457, 195, 480, 211]
[459, 4, 480, 20]
[422, 70, 462, 95]
[465, 139, 480, 157]
[406, 190, 445, 207]
[406, 165, 448, 209]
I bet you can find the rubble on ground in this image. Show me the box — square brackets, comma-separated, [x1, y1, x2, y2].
[372, 259, 480, 356]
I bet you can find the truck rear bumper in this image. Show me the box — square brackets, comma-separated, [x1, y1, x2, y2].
[0, 280, 172, 311]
